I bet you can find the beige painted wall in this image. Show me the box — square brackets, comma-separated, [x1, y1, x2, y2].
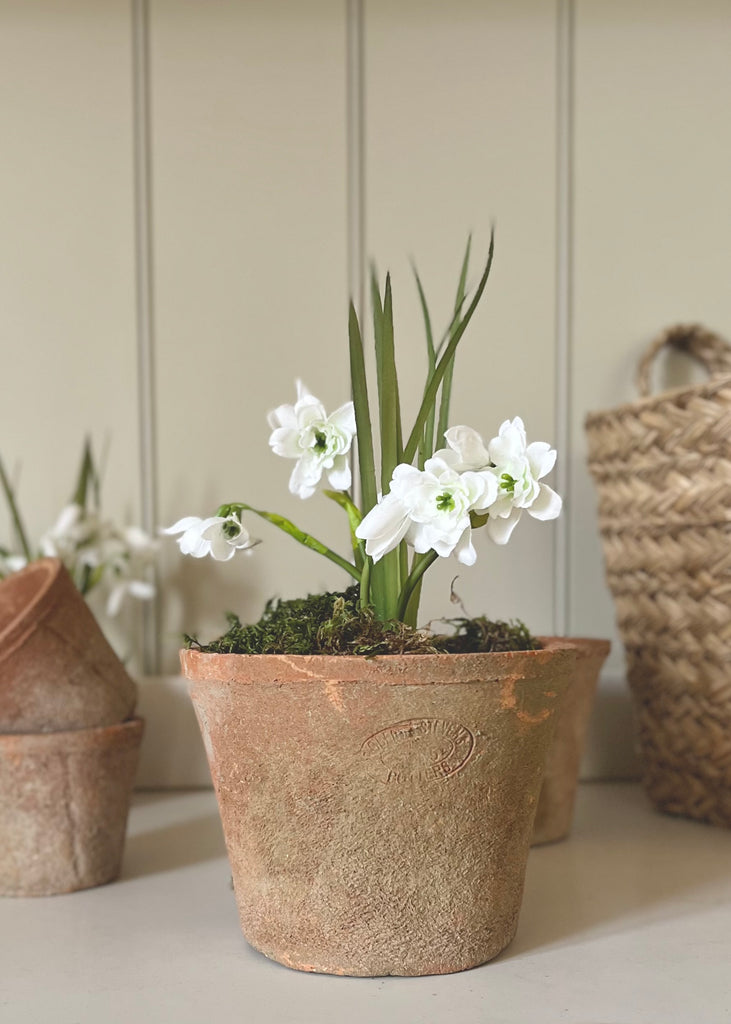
[2, 0, 730, 783]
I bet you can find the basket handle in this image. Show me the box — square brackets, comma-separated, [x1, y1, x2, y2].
[636, 323, 731, 397]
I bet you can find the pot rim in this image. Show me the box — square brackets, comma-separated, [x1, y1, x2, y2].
[0, 557, 67, 652]
[0, 716, 144, 754]
[181, 637, 577, 686]
[540, 636, 611, 660]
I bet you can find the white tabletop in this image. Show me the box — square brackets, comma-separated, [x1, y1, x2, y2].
[2, 783, 730, 1024]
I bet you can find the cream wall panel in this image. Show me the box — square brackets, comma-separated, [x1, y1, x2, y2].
[152, 0, 349, 669]
[0, 2, 139, 552]
[364, 0, 559, 634]
[0, 1, 141, 662]
[572, 0, 731, 775]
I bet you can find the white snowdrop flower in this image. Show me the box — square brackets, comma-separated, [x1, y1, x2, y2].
[163, 514, 257, 562]
[267, 380, 356, 499]
[355, 456, 498, 566]
[38, 503, 87, 560]
[484, 417, 562, 545]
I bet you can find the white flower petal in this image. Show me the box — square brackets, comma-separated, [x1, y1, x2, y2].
[488, 417, 527, 465]
[105, 584, 127, 618]
[453, 528, 477, 566]
[527, 441, 557, 480]
[289, 455, 322, 499]
[295, 395, 328, 428]
[528, 484, 562, 521]
[162, 516, 202, 536]
[328, 401, 356, 437]
[444, 426, 491, 470]
[326, 455, 351, 492]
[127, 579, 155, 600]
[268, 426, 302, 458]
[267, 403, 298, 431]
[356, 496, 410, 562]
[486, 507, 522, 545]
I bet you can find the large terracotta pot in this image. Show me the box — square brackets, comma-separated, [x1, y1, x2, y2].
[531, 638, 610, 845]
[0, 717, 143, 897]
[0, 558, 137, 733]
[181, 641, 575, 977]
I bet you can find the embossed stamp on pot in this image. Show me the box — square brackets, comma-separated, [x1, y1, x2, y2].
[362, 718, 474, 784]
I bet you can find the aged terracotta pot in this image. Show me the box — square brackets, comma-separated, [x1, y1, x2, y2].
[181, 642, 575, 977]
[531, 638, 610, 846]
[0, 717, 143, 897]
[0, 558, 137, 733]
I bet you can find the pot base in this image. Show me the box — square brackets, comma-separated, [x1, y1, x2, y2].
[0, 717, 143, 897]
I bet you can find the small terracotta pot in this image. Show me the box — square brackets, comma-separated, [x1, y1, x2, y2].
[0, 558, 137, 733]
[531, 638, 611, 846]
[182, 642, 575, 977]
[0, 717, 143, 897]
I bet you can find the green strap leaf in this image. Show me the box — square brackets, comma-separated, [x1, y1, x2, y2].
[370, 270, 404, 616]
[0, 454, 32, 562]
[413, 266, 437, 467]
[378, 272, 403, 488]
[348, 302, 377, 514]
[324, 489, 364, 571]
[436, 234, 473, 444]
[403, 228, 495, 465]
[220, 502, 361, 582]
[72, 436, 99, 511]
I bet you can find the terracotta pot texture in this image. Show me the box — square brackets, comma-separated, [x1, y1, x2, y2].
[0, 558, 137, 733]
[0, 716, 143, 897]
[531, 638, 611, 846]
[182, 641, 575, 977]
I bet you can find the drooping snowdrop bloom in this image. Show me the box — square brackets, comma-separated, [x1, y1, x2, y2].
[163, 514, 257, 561]
[39, 503, 92, 562]
[0, 552, 27, 577]
[268, 381, 356, 499]
[355, 455, 498, 566]
[483, 417, 562, 545]
[103, 525, 158, 617]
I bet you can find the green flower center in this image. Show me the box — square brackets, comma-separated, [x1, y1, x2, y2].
[500, 473, 517, 494]
[313, 429, 328, 453]
[436, 491, 455, 512]
[222, 519, 240, 539]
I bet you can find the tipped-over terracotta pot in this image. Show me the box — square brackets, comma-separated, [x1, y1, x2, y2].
[182, 641, 575, 977]
[531, 637, 610, 845]
[0, 717, 143, 897]
[0, 558, 137, 733]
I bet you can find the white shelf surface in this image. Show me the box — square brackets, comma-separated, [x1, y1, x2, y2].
[2, 783, 730, 1024]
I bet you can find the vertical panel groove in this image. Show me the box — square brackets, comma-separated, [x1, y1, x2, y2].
[346, 0, 366, 316]
[554, 0, 574, 637]
[346, 0, 366, 506]
[132, 0, 160, 673]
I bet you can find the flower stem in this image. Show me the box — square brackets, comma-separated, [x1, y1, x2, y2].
[359, 555, 371, 610]
[396, 550, 438, 622]
[0, 454, 32, 563]
[220, 502, 361, 583]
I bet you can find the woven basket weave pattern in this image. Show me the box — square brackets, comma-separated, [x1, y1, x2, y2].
[586, 324, 731, 827]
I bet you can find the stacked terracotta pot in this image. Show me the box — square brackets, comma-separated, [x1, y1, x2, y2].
[532, 637, 610, 845]
[0, 558, 143, 896]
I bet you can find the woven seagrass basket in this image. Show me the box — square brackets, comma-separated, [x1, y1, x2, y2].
[585, 324, 731, 828]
